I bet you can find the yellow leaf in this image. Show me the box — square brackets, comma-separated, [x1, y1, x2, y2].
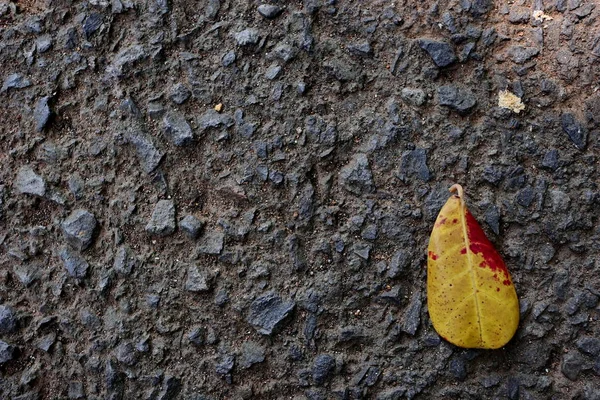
[427, 184, 519, 349]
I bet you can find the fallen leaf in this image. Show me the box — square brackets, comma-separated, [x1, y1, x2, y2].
[427, 184, 519, 349]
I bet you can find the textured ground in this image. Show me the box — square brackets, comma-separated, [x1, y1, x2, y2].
[0, 0, 599, 399]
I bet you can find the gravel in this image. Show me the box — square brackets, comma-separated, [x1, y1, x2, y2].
[0, 1, 598, 398]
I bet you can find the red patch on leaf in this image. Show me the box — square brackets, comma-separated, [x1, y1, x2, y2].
[460, 247, 467, 254]
[452, 218, 458, 224]
[435, 217, 447, 227]
[502, 279, 511, 286]
[466, 210, 510, 279]
[428, 251, 438, 260]
[496, 287, 500, 292]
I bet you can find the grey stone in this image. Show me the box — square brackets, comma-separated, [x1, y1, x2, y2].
[59, 247, 89, 279]
[198, 109, 234, 131]
[235, 29, 260, 46]
[399, 149, 431, 182]
[312, 354, 335, 385]
[339, 153, 374, 195]
[205, 0, 220, 19]
[401, 88, 426, 106]
[222, 50, 236, 66]
[576, 336, 600, 357]
[145, 200, 176, 236]
[115, 342, 137, 366]
[561, 351, 584, 380]
[36, 35, 52, 53]
[485, 204, 501, 235]
[83, 13, 103, 38]
[257, 4, 283, 19]
[273, 43, 297, 62]
[158, 376, 182, 400]
[449, 357, 467, 381]
[541, 149, 559, 170]
[125, 130, 164, 173]
[216, 354, 234, 375]
[36, 332, 56, 352]
[561, 113, 587, 150]
[68, 381, 84, 399]
[0, 340, 14, 364]
[418, 39, 457, 67]
[0, 305, 16, 333]
[347, 41, 373, 57]
[507, 46, 539, 64]
[388, 250, 409, 278]
[185, 265, 210, 292]
[163, 111, 193, 146]
[169, 83, 191, 105]
[62, 209, 98, 251]
[265, 64, 282, 80]
[106, 44, 146, 78]
[187, 326, 205, 346]
[1, 73, 31, 93]
[196, 230, 224, 254]
[239, 341, 265, 368]
[16, 166, 46, 196]
[34, 96, 52, 132]
[400, 291, 422, 335]
[179, 215, 204, 239]
[438, 85, 477, 114]
[113, 246, 136, 276]
[247, 291, 296, 335]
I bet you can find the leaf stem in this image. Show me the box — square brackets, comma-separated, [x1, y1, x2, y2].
[449, 184, 464, 199]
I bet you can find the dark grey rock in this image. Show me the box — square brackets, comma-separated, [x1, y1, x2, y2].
[339, 153, 374, 195]
[235, 29, 260, 46]
[83, 13, 103, 38]
[106, 44, 146, 78]
[59, 247, 89, 279]
[418, 39, 457, 67]
[576, 336, 600, 357]
[36, 35, 52, 53]
[187, 326, 205, 346]
[216, 354, 235, 375]
[273, 43, 297, 63]
[471, 0, 492, 16]
[401, 88, 426, 106]
[125, 130, 164, 173]
[247, 291, 296, 335]
[36, 332, 56, 352]
[0, 340, 14, 364]
[541, 149, 559, 170]
[158, 376, 182, 400]
[265, 64, 282, 80]
[240, 341, 265, 368]
[449, 357, 467, 381]
[179, 215, 204, 239]
[506, 378, 519, 400]
[388, 250, 409, 278]
[361, 224, 378, 240]
[169, 83, 191, 105]
[0, 305, 16, 333]
[34, 96, 52, 132]
[347, 41, 373, 57]
[163, 111, 193, 146]
[323, 58, 362, 82]
[400, 291, 422, 335]
[485, 204, 501, 235]
[16, 166, 46, 196]
[205, 0, 220, 19]
[561, 351, 584, 380]
[561, 113, 587, 150]
[113, 246, 136, 276]
[312, 354, 336, 385]
[222, 51, 236, 66]
[1, 73, 31, 93]
[146, 200, 176, 236]
[62, 209, 98, 251]
[399, 149, 431, 182]
[198, 109, 234, 131]
[507, 46, 539, 64]
[257, 4, 283, 19]
[196, 230, 224, 254]
[185, 265, 210, 292]
[115, 342, 137, 366]
[438, 85, 476, 114]
[68, 381, 84, 399]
